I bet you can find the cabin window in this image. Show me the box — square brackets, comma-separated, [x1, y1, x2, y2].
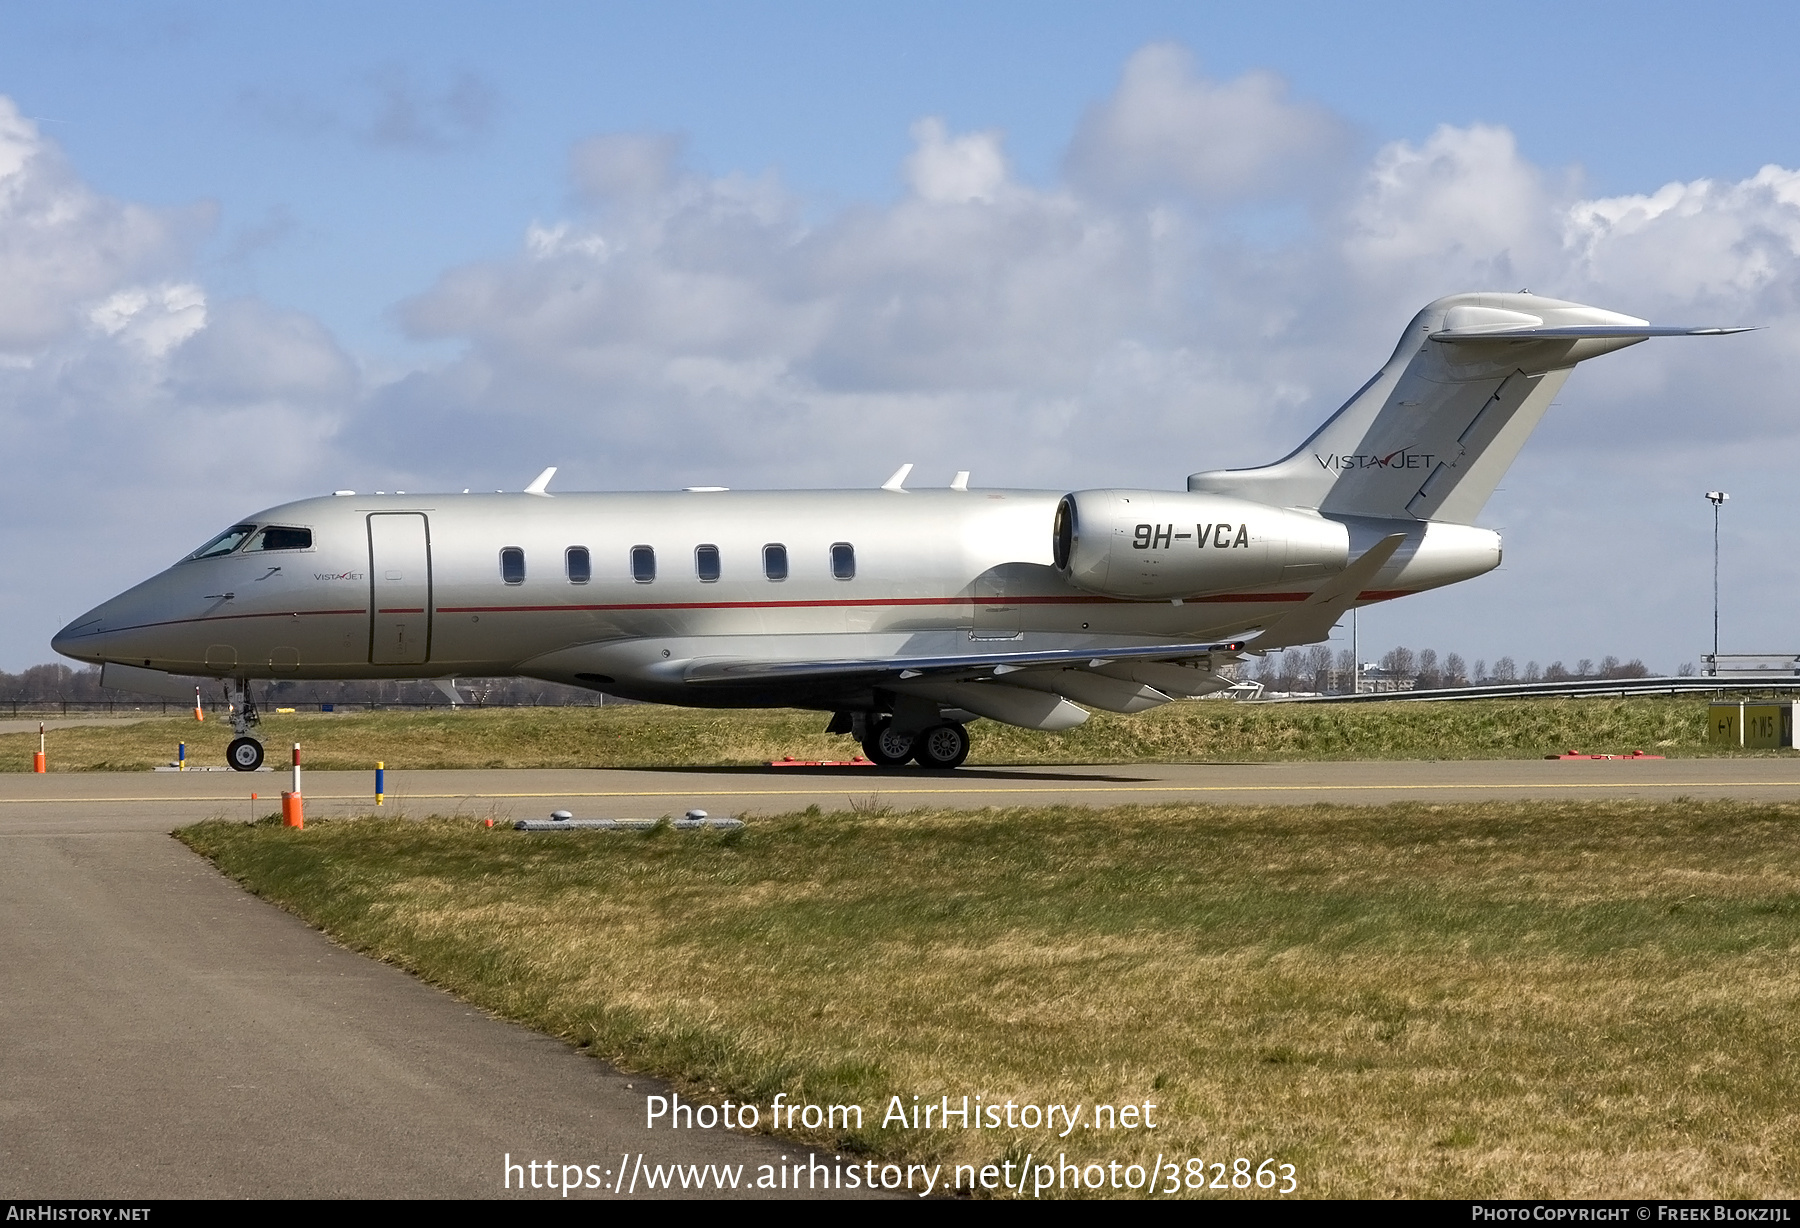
[245, 526, 313, 552]
[187, 524, 256, 561]
[631, 545, 656, 583]
[695, 544, 721, 582]
[500, 547, 525, 585]
[831, 542, 856, 580]
[763, 544, 788, 581]
[566, 547, 591, 584]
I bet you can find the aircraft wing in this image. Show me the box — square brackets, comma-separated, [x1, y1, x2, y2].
[681, 638, 1246, 686]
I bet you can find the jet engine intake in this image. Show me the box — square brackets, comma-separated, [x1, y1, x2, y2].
[1053, 490, 1348, 599]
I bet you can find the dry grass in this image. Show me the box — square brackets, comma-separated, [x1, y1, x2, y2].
[180, 798, 1800, 1198]
[4, 695, 1776, 771]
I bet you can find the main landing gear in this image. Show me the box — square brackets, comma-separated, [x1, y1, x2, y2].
[224, 678, 264, 772]
[861, 718, 971, 770]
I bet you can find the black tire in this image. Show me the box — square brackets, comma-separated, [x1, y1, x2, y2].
[913, 723, 970, 769]
[226, 737, 264, 772]
[861, 720, 915, 766]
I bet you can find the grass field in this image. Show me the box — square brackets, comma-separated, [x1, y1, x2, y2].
[179, 798, 1800, 1199]
[3, 695, 1776, 771]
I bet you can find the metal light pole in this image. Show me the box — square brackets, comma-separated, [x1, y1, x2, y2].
[1706, 491, 1729, 673]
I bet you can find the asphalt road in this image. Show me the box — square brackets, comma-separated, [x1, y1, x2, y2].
[0, 773, 907, 1200]
[4, 757, 1800, 829]
[7, 756, 1798, 1200]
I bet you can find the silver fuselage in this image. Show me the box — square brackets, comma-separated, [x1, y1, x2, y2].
[53, 488, 1497, 712]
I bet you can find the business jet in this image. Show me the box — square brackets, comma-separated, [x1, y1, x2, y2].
[53, 292, 1745, 771]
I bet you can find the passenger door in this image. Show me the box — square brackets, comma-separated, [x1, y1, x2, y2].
[368, 513, 432, 665]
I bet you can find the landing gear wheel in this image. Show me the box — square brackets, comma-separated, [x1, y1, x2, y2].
[913, 723, 971, 769]
[226, 737, 264, 772]
[861, 720, 915, 766]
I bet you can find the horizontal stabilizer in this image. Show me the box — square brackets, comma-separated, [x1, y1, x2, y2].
[1433, 324, 1754, 341]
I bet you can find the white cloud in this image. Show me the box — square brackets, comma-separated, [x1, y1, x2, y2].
[1064, 44, 1350, 204]
[1340, 123, 1559, 293]
[904, 118, 1009, 204]
[87, 283, 208, 356]
[1564, 165, 1800, 312]
[0, 98, 207, 354]
[240, 66, 498, 151]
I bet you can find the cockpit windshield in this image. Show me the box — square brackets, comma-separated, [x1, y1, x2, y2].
[185, 524, 257, 562]
[245, 526, 313, 552]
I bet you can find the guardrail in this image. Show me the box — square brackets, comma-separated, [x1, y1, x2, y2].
[1701, 653, 1800, 677]
[1259, 676, 1800, 704]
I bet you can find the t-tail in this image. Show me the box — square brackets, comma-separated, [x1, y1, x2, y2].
[1189, 292, 1750, 523]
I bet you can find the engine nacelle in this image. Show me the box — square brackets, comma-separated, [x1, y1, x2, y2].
[1052, 490, 1349, 599]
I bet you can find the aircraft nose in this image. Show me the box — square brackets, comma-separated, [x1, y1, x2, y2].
[52, 605, 113, 664]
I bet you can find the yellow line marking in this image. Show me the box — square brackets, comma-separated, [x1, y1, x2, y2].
[5, 781, 1800, 803]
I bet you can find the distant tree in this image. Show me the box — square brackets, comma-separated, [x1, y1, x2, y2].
[1524, 660, 1542, 682]
[1609, 658, 1649, 679]
[1303, 644, 1333, 693]
[1576, 658, 1594, 678]
[1599, 655, 1621, 677]
[1416, 648, 1441, 690]
[1677, 662, 1697, 677]
[1544, 661, 1570, 681]
[1380, 646, 1416, 678]
[1443, 653, 1467, 686]
[1472, 659, 1486, 683]
[1493, 657, 1518, 682]
[0, 664, 612, 708]
[1254, 651, 1307, 692]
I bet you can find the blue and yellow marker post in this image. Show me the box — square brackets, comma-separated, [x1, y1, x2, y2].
[375, 761, 385, 806]
[177, 741, 186, 772]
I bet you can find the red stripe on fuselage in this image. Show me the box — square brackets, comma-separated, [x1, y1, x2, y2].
[87, 589, 1415, 637]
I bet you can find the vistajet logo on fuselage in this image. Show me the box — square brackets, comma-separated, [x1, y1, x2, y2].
[1314, 449, 1435, 471]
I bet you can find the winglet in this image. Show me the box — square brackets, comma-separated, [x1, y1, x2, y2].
[882, 463, 914, 493]
[950, 471, 970, 492]
[1245, 533, 1408, 653]
[524, 467, 557, 496]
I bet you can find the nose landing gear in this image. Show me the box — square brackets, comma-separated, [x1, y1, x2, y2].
[224, 678, 264, 772]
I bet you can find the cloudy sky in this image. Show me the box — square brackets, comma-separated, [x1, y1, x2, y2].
[3, 1, 1798, 674]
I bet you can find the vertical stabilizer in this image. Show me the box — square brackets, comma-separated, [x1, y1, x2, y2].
[1188, 293, 1741, 523]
